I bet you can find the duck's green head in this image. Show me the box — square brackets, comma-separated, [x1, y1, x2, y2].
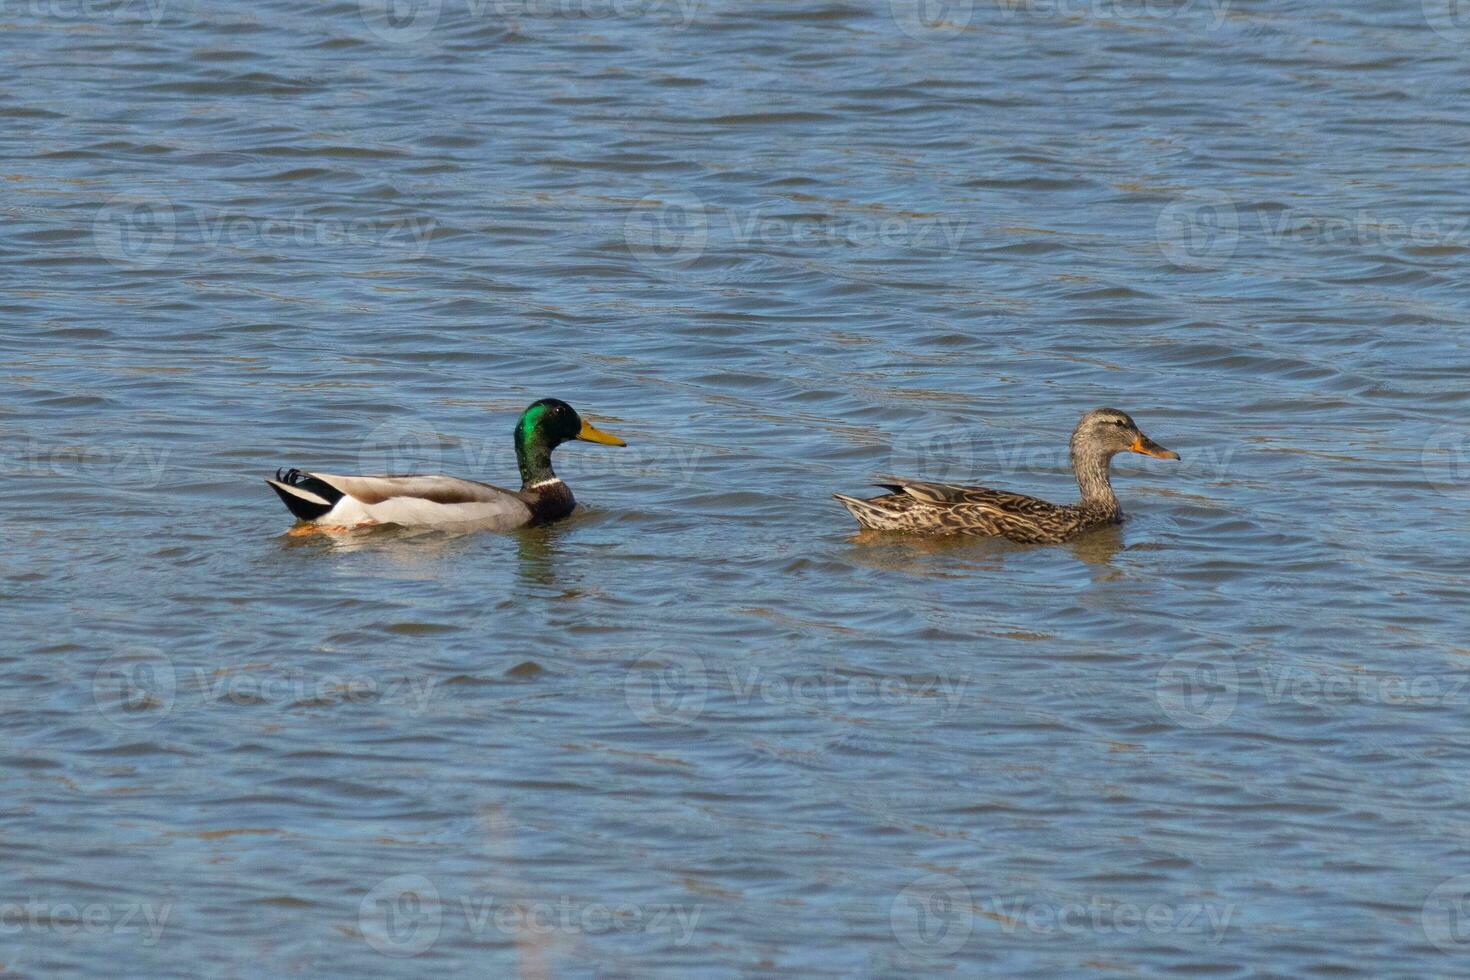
[513, 398, 625, 485]
[516, 398, 626, 449]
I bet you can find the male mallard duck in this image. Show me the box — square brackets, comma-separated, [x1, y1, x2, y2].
[834, 407, 1179, 543]
[265, 398, 625, 531]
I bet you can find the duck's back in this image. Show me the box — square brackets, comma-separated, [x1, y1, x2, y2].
[835, 477, 1117, 543]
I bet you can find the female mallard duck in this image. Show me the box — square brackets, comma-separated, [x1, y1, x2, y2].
[266, 398, 625, 531]
[834, 408, 1179, 543]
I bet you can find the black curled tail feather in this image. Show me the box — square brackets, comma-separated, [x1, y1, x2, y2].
[267, 468, 345, 522]
[276, 469, 344, 504]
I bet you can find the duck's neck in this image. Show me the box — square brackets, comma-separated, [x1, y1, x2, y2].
[515, 429, 559, 490]
[1070, 442, 1119, 514]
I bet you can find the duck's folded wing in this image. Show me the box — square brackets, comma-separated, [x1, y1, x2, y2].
[874, 475, 1056, 515]
[306, 473, 512, 504]
[307, 473, 532, 525]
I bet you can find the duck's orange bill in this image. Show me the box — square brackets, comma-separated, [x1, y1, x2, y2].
[1130, 435, 1180, 460]
[577, 420, 627, 446]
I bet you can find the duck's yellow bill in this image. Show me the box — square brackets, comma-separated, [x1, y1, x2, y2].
[577, 420, 626, 446]
[1130, 435, 1179, 460]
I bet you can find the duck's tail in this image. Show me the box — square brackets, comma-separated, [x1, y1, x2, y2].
[265, 468, 343, 522]
[833, 492, 896, 531]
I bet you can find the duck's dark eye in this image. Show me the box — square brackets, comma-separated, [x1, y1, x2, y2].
[1111, 419, 1127, 426]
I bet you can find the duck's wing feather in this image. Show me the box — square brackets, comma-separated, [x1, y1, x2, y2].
[308, 473, 521, 506]
[873, 476, 1059, 516]
[306, 472, 534, 527]
[843, 475, 1081, 542]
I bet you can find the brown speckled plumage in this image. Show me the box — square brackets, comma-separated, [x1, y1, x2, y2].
[834, 408, 1179, 544]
